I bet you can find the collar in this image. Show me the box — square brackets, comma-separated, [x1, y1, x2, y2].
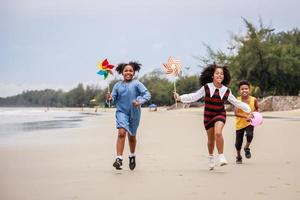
[207, 82, 228, 99]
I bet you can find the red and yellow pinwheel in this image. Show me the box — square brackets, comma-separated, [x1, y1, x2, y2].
[97, 59, 114, 79]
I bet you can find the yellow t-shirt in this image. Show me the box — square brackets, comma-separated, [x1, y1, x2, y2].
[235, 96, 256, 130]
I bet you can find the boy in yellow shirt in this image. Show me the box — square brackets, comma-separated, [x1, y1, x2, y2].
[234, 80, 258, 164]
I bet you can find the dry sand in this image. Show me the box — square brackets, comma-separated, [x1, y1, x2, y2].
[0, 108, 299, 200]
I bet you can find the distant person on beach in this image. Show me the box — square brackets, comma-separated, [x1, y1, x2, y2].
[107, 61, 151, 170]
[174, 64, 251, 170]
[234, 80, 259, 164]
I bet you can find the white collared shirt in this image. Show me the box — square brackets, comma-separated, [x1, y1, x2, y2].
[180, 82, 251, 113]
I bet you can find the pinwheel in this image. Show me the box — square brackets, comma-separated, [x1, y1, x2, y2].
[97, 58, 115, 108]
[162, 57, 183, 108]
[97, 58, 114, 80]
[163, 57, 182, 76]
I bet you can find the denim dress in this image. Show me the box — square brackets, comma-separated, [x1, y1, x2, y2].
[111, 79, 151, 135]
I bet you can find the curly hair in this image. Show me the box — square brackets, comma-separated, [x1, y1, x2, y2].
[115, 61, 142, 74]
[199, 64, 231, 86]
[238, 80, 250, 88]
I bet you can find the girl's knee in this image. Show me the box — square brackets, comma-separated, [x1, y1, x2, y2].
[118, 130, 126, 138]
[215, 132, 223, 138]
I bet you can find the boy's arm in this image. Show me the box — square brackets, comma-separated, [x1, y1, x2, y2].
[254, 98, 259, 111]
[234, 107, 250, 118]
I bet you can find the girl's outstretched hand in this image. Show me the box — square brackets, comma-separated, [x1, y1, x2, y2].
[106, 92, 112, 101]
[173, 92, 181, 102]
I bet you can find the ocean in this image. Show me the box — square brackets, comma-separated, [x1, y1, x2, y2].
[0, 107, 101, 135]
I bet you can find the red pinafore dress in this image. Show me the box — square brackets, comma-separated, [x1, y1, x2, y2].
[203, 84, 230, 130]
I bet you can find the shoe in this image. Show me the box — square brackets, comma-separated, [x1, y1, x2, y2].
[129, 156, 136, 170]
[236, 156, 243, 164]
[218, 154, 228, 166]
[113, 158, 123, 170]
[244, 148, 251, 159]
[208, 155, 215, 170]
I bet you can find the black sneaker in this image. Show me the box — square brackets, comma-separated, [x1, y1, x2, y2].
[236, 156, 243, 164]
[113, 158, 123, 170]
[129, 156, 136, 170]
[244, 148, 251, 159]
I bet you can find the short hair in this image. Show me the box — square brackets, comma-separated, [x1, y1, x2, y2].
[200, 64, 231, 86]
[115, 61, 141, 74]
[238, 80, 250, 88]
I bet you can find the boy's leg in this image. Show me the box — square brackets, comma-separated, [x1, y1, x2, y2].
[235, 128, 245, 157]
[244, 126, 254, 159]
[244, 125, 254, 148]
[235, 128, 245, 164]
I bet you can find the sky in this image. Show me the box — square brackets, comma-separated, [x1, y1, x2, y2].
[1, 0, 299, 97]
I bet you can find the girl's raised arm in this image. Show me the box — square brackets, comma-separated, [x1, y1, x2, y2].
[179, 86, 205, 103]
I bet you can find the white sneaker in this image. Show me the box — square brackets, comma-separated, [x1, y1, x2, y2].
[218, 154, 228, 166]
[208, 155, 215, 170]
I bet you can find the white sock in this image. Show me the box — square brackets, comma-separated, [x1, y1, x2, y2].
[116, 155, 123, 160]
[129, 153, 136, 158]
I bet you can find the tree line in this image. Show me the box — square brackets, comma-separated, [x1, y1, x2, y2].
[0, 19, 299, 107]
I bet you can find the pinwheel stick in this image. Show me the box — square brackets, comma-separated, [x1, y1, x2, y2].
[173, 81, 177, 108]
[107, 84, 111, 108]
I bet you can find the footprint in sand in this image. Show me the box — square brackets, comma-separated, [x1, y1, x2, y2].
[256, 192, 266, 195]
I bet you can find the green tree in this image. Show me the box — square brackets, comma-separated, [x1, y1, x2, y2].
[197, 18, 300, 96]
[140, 69, 173, 106]
[176, 75, 200, 95]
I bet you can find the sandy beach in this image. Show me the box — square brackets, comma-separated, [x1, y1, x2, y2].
[0, 108, 299, 200]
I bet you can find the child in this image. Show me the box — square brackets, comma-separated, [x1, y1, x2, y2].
[234, 80, 259, 164]
[174, 64, 251, 170]
[107, 61, 151, 170]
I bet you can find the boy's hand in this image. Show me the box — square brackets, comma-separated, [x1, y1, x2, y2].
[246, 113, 254, 122]
[106, 92, 112, 101]
[173, 92, 181, 102]
[132, 100, 141, 107]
